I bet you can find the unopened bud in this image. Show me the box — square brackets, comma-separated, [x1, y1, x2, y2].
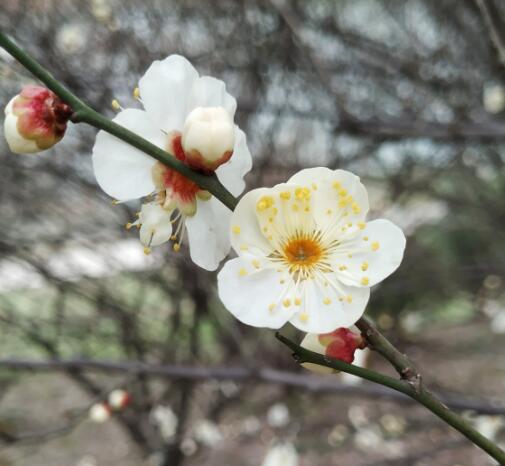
[300, 327, 366, 374]
[3, 86, 72, 154]
[89, 403, 111, 423]
[320, 328, 366, 363]
[181, 106, 234, 172]
[108, 389, 131, 410]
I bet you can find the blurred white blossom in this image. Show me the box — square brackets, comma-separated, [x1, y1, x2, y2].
[193, 419, 223, 447]
[262, 443, 299, 466]
[267, 403, 290, 428]
[151, 405, 178, 440]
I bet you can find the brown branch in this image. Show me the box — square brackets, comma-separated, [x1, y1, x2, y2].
[1, 358, 505, 415]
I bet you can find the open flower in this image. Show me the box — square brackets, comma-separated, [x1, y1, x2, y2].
[92, 55, 252, 270]
[218, 167, 406, 333]
[4, 85, 72, 154]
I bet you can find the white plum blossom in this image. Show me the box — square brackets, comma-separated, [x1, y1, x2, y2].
[218, 167, 406, 333]
[89, 403, 111, 423]
[108, 389, 130, 410]
[262, 443, 299, 466]
[92, 55, 252, 270]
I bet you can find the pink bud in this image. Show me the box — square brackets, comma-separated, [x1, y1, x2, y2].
[108, 389, 131, 410]
[3, 85, 72, 154]
[319, 328, 366, 364]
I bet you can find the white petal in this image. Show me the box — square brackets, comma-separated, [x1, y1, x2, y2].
[139, 55, 199, 132]
[92, 109, 165, 200]
[4, 113, 39, 154]
[289, 167, 369, 230]
[300, 333, 336, 375]
[216, 126, 253, 196]
[290, 278, 370, 333]
[189, 75, 237, 118]
[138, 203, 173, 247]
[229, 188, 274, 257]
[334, 219, 406, 287]
[218, 257, 295, 329]
[185, 197, 232, 271]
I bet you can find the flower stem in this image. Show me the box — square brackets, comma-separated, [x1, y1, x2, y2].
[2, 30, 505, 465]
[276, 333, 505, 465]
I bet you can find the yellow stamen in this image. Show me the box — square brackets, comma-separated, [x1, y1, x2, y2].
[361, 277, 369, 285]
[232, 225, 241, 234]
[372, 241, 380, 251]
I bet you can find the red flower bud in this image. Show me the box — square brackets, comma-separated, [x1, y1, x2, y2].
[319, 328, 366, 364]
[4, 85, 72, 154]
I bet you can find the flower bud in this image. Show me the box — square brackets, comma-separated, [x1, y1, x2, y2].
[181, 106, 234, 172]
[89, 403, 111, 423]
[320, 328, 366, 363]
[300, 327, 366, 374]
[3, 85, 72, 154]
[108, 389, 131, 410]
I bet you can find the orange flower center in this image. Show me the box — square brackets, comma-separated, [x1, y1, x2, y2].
[283, 237, 323, 267]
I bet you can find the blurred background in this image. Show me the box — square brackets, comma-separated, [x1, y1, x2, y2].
[1, 0, 505, 465]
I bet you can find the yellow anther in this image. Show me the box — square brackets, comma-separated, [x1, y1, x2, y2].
[280, 191, 291, 200]
[358, 222, 366, 230]
[272, 207, 278, 215]
[262, 226, 268, 233]
[280, 278, 285, 284]
[143, 247, 151, 255]
[312, 183, 318, 190]
[268, 217, 274, 223]
[339, 265, 347, 271]
[232, 225, 241, 234]
[346, 295, 353, 303]
[170, 235, 177, 241]
[348, 253, 353, 258]
[332, 181, 341, 190]
[283, 298, 291, 308]
[133, 87, 140, 99]
[326, 209, 333, 215]
[361, 262, 369, 271]
[338, 188, 348, 197]
[294, 186, 311, 201]
[256, 195, 274, 212]
[125, 223, 133, 230]
[173, 243, 181, 252]
[240, 244, 249, 251]
[323, 297, 332, 305]
[347, 222, 353, 227]
[372, 241, 380, 251]
[292, 203, 299, 212]
[268, 303, 276, 312]
[112, 199, 120, 205]
[252, 259, 261, 269]
[363, 236, 369, 241]
[294, 297, 301, 306]
[299, 312, 309, 322]
[361, 277, 369, 285]
[304, 206, 310, 213]
[111, 99, 121, 110]
[352, 203, 361, 214]
[338, 296, 344, 302]
[268, 235, 273, 240]
[239, 268, 248, 277]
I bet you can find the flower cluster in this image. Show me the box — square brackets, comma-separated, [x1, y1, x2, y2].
[3, 55, 405, 340]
